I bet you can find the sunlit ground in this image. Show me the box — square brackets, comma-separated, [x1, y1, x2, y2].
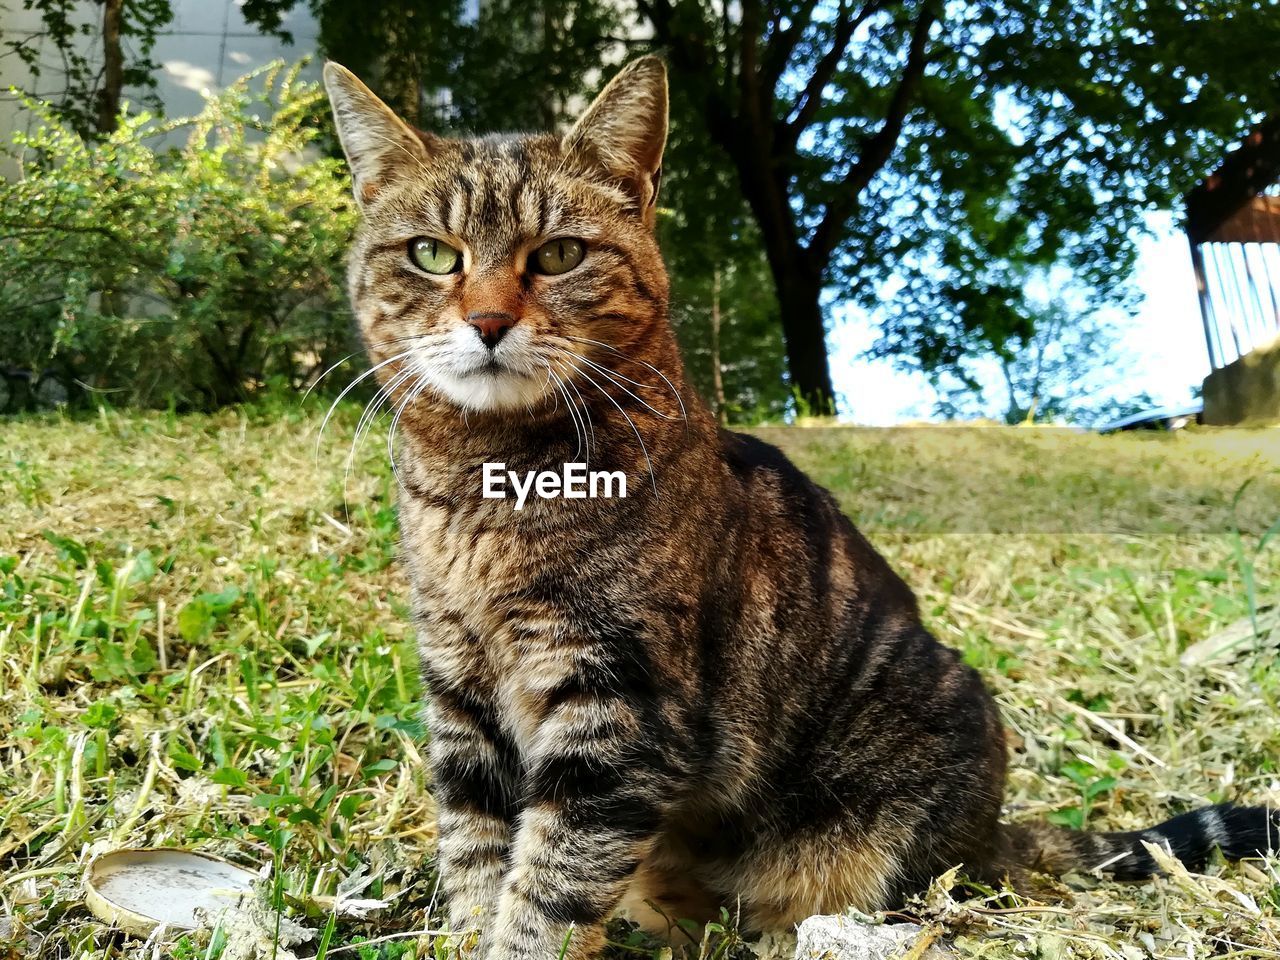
[2, 400, 1278, 957]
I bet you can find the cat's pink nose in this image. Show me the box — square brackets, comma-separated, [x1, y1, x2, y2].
[467, 311, 516, 349]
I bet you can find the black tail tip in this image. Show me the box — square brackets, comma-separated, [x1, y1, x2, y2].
[1112, 803, 1280, 880]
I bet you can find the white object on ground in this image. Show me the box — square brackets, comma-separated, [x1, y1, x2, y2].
[83, 848, 258, 937]
[1180, 607, 1279, 666]
[795, 914, 948, 960]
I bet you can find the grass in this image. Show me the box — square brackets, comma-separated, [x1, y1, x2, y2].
[1, 398, 1278, 958]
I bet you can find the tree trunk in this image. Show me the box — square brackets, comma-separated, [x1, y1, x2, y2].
[768, 252, 835, 416]
[710, 265, 727, 424]
[1000, 358, 1022, 424]
[720, 127, 839, 416]
[777, 281, 836, 416]
[96, 0, 125, 135]
[647, 2, 934, 419]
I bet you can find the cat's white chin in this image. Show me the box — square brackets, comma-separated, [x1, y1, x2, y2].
[414, 324, 551, 413]
[428, 366, 550, 412]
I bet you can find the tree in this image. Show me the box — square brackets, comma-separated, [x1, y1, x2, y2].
[666, 233, 792, 422]
[661, 80, 791, 421]
[445, 0, 625, 132]
[241, 0, 463, 128]
[246, 0, 1280, 420]
[1, 0, 173, 137]
[996, 301, 1111, 425]
[928, 294, 1122, 424]
[0, 64, 357, 409]
[634, 0, 1280, 413]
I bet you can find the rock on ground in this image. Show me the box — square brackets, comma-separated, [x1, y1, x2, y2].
[794, 914, 948, 960]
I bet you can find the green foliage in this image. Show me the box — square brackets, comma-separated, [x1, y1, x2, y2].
[666, 245, 791, 423]
[243, 0, 621, 132]
[243, 0, 465, 129]
[638, 0, 1280, 408]
[446, 0, 624, 132]
[1, 0, 174, 137]
[0, 61, 358, 410]
[1047, 756, 1122, 830]
[841, 0, 1280, 381]
[928, 289, 1127, 424]
[661, 85, 790, 421]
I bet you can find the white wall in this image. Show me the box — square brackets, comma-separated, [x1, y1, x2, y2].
[1, 0, 320, 173]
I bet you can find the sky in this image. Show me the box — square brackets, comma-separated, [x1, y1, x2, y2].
[828, 212, 1212, 425]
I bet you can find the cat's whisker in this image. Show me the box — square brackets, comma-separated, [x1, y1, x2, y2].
[519, 363, 552, 418]
[545, 368, 577, 460]
[565, 358, 659, 498]
[564, 335, 688, 425]
[345, 367, 416, 493]
[556, 366, 589, 464]
[355, 363, 423, 458]
[349, 369, 406, 467]
[361, 373, 428, 503]
[302, 334, 439, 404]
[388, 372, 431, 494]
[561, 367, 596, 462]
[548, 366, 586, 463]
[304, 349, 369, 404]
[567, 349, 662, 391]
[568, 352, 682, 422]
[540, 363, 561, 416]
[316, 350, 414, 462]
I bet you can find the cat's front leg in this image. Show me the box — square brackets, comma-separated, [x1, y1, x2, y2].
[424, 671, 520, 952]
[488, 690, 675, 960]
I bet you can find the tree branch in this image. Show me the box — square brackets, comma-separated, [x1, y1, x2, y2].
[806, 0, 937, 268]
[722, 0, 738, 103]
[779, 0, 887, 153]
[738, 0, 764, 119]
[641, 0, 734, 145]
[761, 0, 822, 91]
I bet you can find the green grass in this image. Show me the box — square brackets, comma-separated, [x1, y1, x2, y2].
[2, 400, 1278, 958]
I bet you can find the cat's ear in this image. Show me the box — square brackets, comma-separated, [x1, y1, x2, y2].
[324, 62, 433, 207]
[563, 57, 668, 225]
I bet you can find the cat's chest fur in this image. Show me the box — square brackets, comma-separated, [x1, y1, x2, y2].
[400, 484, 600, 760]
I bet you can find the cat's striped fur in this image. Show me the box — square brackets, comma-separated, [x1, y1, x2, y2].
[323, 58, 1280, 959]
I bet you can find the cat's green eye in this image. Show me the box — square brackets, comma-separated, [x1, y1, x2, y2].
[531, 238, 586, 276]
[409, 237, 461, 275]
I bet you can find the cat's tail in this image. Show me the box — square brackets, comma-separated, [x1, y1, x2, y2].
[1004, 804, 1280, 880]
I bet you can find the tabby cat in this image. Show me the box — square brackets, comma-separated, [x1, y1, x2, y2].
[323, 58, 1279, 960]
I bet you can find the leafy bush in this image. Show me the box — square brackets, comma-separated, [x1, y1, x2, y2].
[0, 61, 358, 411]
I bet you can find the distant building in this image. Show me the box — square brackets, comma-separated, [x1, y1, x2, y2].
[0, 0, 320, 176]
[1185, 118, 1280, 424]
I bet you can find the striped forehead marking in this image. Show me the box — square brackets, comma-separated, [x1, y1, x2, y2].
[439, 146, 550, 242]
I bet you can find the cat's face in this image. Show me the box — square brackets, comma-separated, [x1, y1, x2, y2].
[325, 59, 670, 414]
